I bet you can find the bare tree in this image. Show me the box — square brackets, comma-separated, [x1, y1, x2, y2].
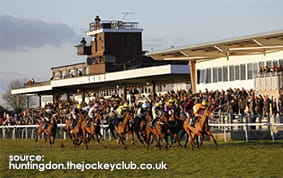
[2, 80, 27, 113]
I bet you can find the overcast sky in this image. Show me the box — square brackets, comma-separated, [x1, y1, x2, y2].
[1, 0, 283, 105]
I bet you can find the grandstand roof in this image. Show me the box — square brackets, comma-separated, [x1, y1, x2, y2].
[146, 30, 283, 63]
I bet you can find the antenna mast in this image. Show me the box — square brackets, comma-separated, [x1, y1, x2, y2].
[121, 12, 134, 20]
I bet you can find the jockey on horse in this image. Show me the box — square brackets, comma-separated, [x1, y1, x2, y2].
[191, 99, 208, 127]
[114, 103, 130, 126]
[87, 103, 99, 127]
[135, 102, 151, 124]
[70, 104, 81, 130]
[150, 102, 162, 128]
[164, 99, 178, 116]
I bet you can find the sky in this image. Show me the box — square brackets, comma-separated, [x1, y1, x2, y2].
[1, 0, 283, 106]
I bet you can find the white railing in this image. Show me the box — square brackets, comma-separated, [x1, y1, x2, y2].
[1, 123, 283, 143]
[0, 124, 111, 140]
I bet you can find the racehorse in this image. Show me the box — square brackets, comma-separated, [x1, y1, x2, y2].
[166, 111, 183, 146]
[64, 117, 73, 140]
[80, 112, 103, 149]
[70, 113, 83, 146]
[144, 111, 169, 149]
[183, 107, 217, 150]
[35, 114, 57, 147]
[114, 111, 134, 148]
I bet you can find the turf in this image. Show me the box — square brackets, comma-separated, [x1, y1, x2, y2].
[0, 138, 283, 177]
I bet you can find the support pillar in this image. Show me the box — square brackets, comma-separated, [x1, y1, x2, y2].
[123, 85, 127, 101]
[38, 95, 42, 107]
[189, 60, 197, 93]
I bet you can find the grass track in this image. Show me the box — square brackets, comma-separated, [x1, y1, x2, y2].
[1, 139, 283, 177]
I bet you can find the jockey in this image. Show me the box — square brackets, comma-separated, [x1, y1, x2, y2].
[191, 99, 208, 127]
[150, 102, 162, 128]
[43, 112, 52, 129]
[184, 98, 195, 118]
[135, 103, 149, 121]
[88, 103, 99, 119]
[70, 104, 81, 129]
[117, 103, 129, 118]
[164, 99, 177, 115]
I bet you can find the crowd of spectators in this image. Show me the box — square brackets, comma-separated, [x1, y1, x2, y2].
[258, 63, 283, 74]
[1, 88, 283, 126]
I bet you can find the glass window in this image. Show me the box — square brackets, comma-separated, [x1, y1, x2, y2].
[247, 63, 253, 79]
[235, 65, 240, 80]
[218, 67, 223, 82]
[229, 66, 234, 81]
[266, 61, 272, 68]
[279, 59, 283, 66]
[272, 61, 278, 68]
[223, 66, 228, 82]
[258, 61, 264, 68]
[253, 63, 258, 76]
[240, 64, 246, 80]
[197, 70, 200, 84]
[205, 68, 212, 83]
[213, 67, 217, 83]
[200, 69, 206, 84]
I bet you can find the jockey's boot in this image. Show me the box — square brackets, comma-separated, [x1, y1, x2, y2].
[86, 119, 91, 127]
[70, 119, 77, 129]
[44, 122, 49, 129]
[190, 117, 196, 127]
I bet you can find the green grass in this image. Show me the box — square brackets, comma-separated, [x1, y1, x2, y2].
[1, 138, 283, 178]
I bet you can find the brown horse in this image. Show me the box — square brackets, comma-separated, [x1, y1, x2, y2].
[167, 111, 183, 146]
[183, 107, 217, 150]
[35, 114, 57, 147]
[64, 117, 73, 140]
[144, 112, 169, 149]
[69, 113, 84, 146]
[81, 113, 103, 149]
[114, 111, 134, 148]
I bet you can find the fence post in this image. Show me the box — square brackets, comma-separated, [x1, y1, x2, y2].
[25, 128, 28, 139]
[269, 123, 275, 143]
[244, 124, 248, 143]
[12, 128, 16, 139]
[223, 125, 227, 143]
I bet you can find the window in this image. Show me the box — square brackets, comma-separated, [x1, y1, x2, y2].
[258, 61, 264, 68]
[197, 70, 201, 84]
[223, 66, 228, 82]
[240, 64, 246, 80]
[279, 59, 283, 66]
[253, 63, 258, 76]
[272, 61, 278, 68]
[205, 68, 212, 83]
[247, 63, 253, 79]
[266, 61, 272, 68]
[218, 67, 223, 82]
[235, 65, 240, 80]
[213, 67, 217, 83]
[229, 66, 234, 81]
[200, 69, 206, 84]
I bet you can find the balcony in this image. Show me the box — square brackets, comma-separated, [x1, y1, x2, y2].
[75, 44, 92, 55]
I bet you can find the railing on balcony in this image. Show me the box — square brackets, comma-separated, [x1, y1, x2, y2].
[89, 21, 139, 31]
[254, 71, 283, 91]
[24, 81, 50, 88]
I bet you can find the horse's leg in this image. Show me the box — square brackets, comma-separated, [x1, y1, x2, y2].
[155, 135, 161, 150]
[195, 136, 200, 149]
[184, 134, 188, 148]
[131, 132, 135, 145]
[164, 133, 169, 149]
[206, 130, 217, 146]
